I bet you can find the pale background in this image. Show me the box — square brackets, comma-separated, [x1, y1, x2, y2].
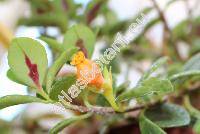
[0, 0, 199, 122]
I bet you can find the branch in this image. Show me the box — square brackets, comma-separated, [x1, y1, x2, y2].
[66, 105, 115, 115]
[151, 0, 170, 32]
[57, 82, 200, 115]
[59, 101, 154, 115]
[150, 0, 182, 60]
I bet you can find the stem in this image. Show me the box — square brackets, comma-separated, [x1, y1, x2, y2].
[56, 83, 200, 115]
[37, 88, 52, 102]
[151, 0, 169, 56]
[102, 83, 121, 112]
[151, 0, 183, 61]
[83, 90, 92, 107]
[151, 0, 170, 32]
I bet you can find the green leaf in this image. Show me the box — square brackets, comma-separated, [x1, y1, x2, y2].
[82, 90, 91, 107]
[191, 39, 200, 55]
[139, 112, 166, 134]
[183, 53, 200, 71]
[109, 57, 121, 74]
[140, 57, 168, 82]
[0, 95, 47, 109]
[169, 53, 200, 81]
[104, 10, 118, 27]
[40, 36, 64, 52]
[7, 69, 25, 85]
[62, 0, 78, 17]
[172, 20, 188, 41]
[100, 114, 124, 134]
[8, 37, 48, 89]
[46, 48, 77, 93]
[145, 103, 190, 128]
[102, 67, 120, 111]
[193, 120, 200, 134]
[117, 77, 173, 102]
[63, 24, 96, 58]
[170, 70, 200, 81]
[18, 13, 67, 33]
[114, 81, 130, 95]
[184, 95, 200, 119]
[167, 63, 183, 77]
[49, 75, 76, 101]
[49, 113, 91, 134]
[96, 94, 110, 107]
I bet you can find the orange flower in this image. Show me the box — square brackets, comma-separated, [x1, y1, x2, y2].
[71, 51, 104, 89]
[71, 51, 121, 111]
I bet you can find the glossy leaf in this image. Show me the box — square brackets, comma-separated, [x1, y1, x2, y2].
[8, 37, 48, 89]
[63, 24, 95, 58]
[49, 113, 91, 134]
[0, 95, 47, 109]
[145, 103, 190, 128]
[139, 112, 166, 134]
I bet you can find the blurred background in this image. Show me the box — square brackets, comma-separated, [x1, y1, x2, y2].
[0, 0, 200, 133]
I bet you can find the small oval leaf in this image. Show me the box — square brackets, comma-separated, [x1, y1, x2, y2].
[170, 53, 200, 81]
[7, 69, 25, 85]
[40, 36, 64, 52]
[183, 53, 200, 71]
[0, 95, 47, 109]
[117, 77, 173, 102]
[63, 24, 96, 58]
[49, 75, 76, 101]
[49, 113, 91, 134]
[8, 37, 48, 89]
[139, 112, 166, 134]
[145, 103, 191, 128]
